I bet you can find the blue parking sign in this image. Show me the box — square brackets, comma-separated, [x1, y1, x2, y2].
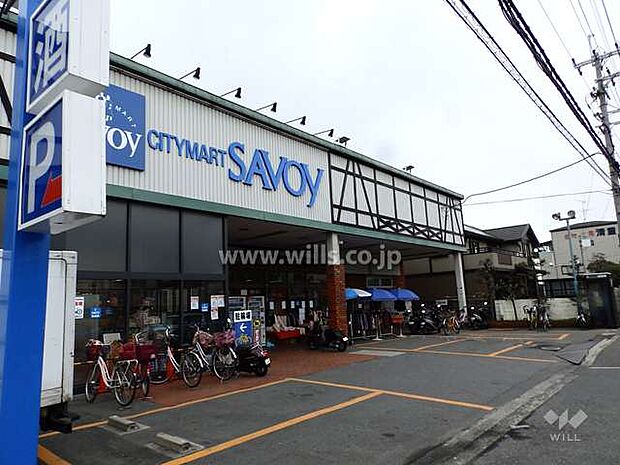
[19, 98, 63, 229]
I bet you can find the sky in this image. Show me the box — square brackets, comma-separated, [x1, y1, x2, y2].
[109, 0, 620, 242]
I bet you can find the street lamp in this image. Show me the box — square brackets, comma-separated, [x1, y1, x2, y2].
[552, 210, 582, 313]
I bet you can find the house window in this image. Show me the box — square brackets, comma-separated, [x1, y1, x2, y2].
[608, 227, 616, 236]
[468, 240, 480, 254]
[366, 277, 393, 288]
[596, 228, 606, 236]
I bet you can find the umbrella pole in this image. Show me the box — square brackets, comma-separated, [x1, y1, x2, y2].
[373, 314, 382, 341]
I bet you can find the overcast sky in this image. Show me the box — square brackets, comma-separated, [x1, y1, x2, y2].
[109, 0, 620, 242]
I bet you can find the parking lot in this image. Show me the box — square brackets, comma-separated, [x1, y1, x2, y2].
[38, 329, 616, 465]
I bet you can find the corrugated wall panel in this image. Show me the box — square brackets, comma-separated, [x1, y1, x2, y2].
[108, 70, 331, 223]
[0, 27, 16, 159]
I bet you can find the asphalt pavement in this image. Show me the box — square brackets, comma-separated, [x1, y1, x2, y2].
[37, 329, 616, 465]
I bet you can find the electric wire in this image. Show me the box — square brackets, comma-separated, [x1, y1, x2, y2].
[570, 0, 593, 43]
[464, 189, 610, 206]
[463, 153, 599, 202]
[498, 0, 618, 175]
[578, 0, 598, 45]
[444, 0, 612, 187]
[536, 0, 591, 93]
[600, 0, 619, 49]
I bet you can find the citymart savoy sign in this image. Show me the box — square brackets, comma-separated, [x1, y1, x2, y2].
[98, 85, 324, 208]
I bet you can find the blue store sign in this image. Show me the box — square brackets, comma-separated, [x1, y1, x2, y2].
[19, 98, 63, 229]
[98, 85, 146, 171]
[28, 0, 69, 109]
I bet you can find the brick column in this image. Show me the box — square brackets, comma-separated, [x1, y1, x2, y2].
[394, 263, 406, 288]
[325, 232, 347, 334]
[326, 264, 347, 334]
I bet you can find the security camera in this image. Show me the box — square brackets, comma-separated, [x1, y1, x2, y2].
[552, 213, 561, 220]
[567, 210, 576, 219]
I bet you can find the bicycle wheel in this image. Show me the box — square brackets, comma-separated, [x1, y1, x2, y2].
[181, 351, 202, 388]
[148, 354, 171, 385]
[112, 365, 137, 407]
[85, 363, 101, 403]
[212, 347, 236, 381]
[138, 363, 150, 398]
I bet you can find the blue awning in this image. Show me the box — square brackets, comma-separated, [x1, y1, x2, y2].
[389, 288, 420, 301]
[345, 288, 372, 300]
[368, 288, 397, 301]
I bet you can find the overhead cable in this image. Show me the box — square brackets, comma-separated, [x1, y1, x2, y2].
[464, 189, 610, 206]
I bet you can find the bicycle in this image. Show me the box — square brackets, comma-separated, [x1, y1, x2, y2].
[181, 326, 237, 387]
[84, 340, 138, 407]
[537, 305, 550, 332]
[146, 327, 188, 387]
[523, 305, 537, 330]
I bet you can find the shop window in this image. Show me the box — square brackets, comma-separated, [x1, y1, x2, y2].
[366, 276, 393, 288]
[596, 228, 606, 236]
[129, 280, 181, 340]
[74, 279, 127, 357]
[608, 227, 616, 236]
[54, 199, 128, 272]
[130, 203, 180, 273]
[182, 211, 223, 275]
[182, 280, 226, 345]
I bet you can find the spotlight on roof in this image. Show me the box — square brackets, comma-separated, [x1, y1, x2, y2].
[256, 102, 277, 112]
[313, 128, 334, 137]
[180, 67, 201, 80]
[130, 43, 151, 60]
[285, 116, 307, 126]
[403, 165, 414, 172]
[336, 136, 350, 146]
[221, 87, 242, 99]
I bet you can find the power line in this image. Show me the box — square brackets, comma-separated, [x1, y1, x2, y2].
[570, 0, 592, 43]
[463, 152, 598, 202]
[444, 0, 612, 187]
[536, 0, 592, 93]
[464, 189, 610, 206]
[499, 0, 617, 172]
[590, 0, 611, 49]
[600, 0, 619, 49]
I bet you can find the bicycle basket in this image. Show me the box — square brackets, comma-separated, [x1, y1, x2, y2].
[215, 329, 235, 348]
[86, 343, 102, 361]
[136, 343, 156, 362]
[118, 342, 136, 360]
[194, 330, 215, 347]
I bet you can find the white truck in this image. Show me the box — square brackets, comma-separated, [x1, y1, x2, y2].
[1, 250, 78, 433]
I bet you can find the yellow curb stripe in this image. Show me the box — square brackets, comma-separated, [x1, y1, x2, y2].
[161, 392, 382, 465]
[488, 344, 523, 357]
[288, 377, 493, 411]
[39, 378, 291, 439]
[38, 445, 71, 465]
[419, 349, 556, 363]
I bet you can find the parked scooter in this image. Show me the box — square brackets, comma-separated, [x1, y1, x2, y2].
[307, 324, 348, 352]
[467, 302, 489, 330]
[408, 304, 442, 334]
[235, 343, 271, 377]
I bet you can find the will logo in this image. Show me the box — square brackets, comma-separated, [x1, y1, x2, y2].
[544, 409, 587, 442]
[97, 85, 146, 171]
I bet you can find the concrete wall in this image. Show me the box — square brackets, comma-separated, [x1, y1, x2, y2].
[494, 298, 583, 321]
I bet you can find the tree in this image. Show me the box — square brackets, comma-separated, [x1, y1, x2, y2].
[587, 253, 620, 286]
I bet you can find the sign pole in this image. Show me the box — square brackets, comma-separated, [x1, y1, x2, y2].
[0, 0, 50, 462]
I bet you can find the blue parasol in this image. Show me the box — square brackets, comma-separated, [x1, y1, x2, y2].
[389, 288, 420, 301]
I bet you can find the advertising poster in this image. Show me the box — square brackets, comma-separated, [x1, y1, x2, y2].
[74, 296, 84, 319]
[190, 295, 199, 310]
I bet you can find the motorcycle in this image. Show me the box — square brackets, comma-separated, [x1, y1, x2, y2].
[307, 324, 348, 352]
[235, 343, 271, 377]
[408, 304, 442, 334]
[467, 302, 489, 330]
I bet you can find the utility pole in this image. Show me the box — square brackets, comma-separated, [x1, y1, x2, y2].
[574, 48, 620, 242]
[552, 211, 582, 314]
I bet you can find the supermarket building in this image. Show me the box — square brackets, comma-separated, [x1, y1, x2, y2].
[0, 16, 466, 380]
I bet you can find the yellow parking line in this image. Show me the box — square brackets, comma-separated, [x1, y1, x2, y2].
[288, 377, 493, 411]
[419, 349, 556, 363]
[39, 378, 291, 439]
[38, 445, 71, 465]
[488, 344, 523, 357]
[161, 392, 382, 465]
[366, 338, 469, 353]
[556, 333, 570, 340]
[524, 340, 534, 345]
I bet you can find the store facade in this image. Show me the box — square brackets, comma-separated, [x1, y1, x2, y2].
[0, 16, 467, 385]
